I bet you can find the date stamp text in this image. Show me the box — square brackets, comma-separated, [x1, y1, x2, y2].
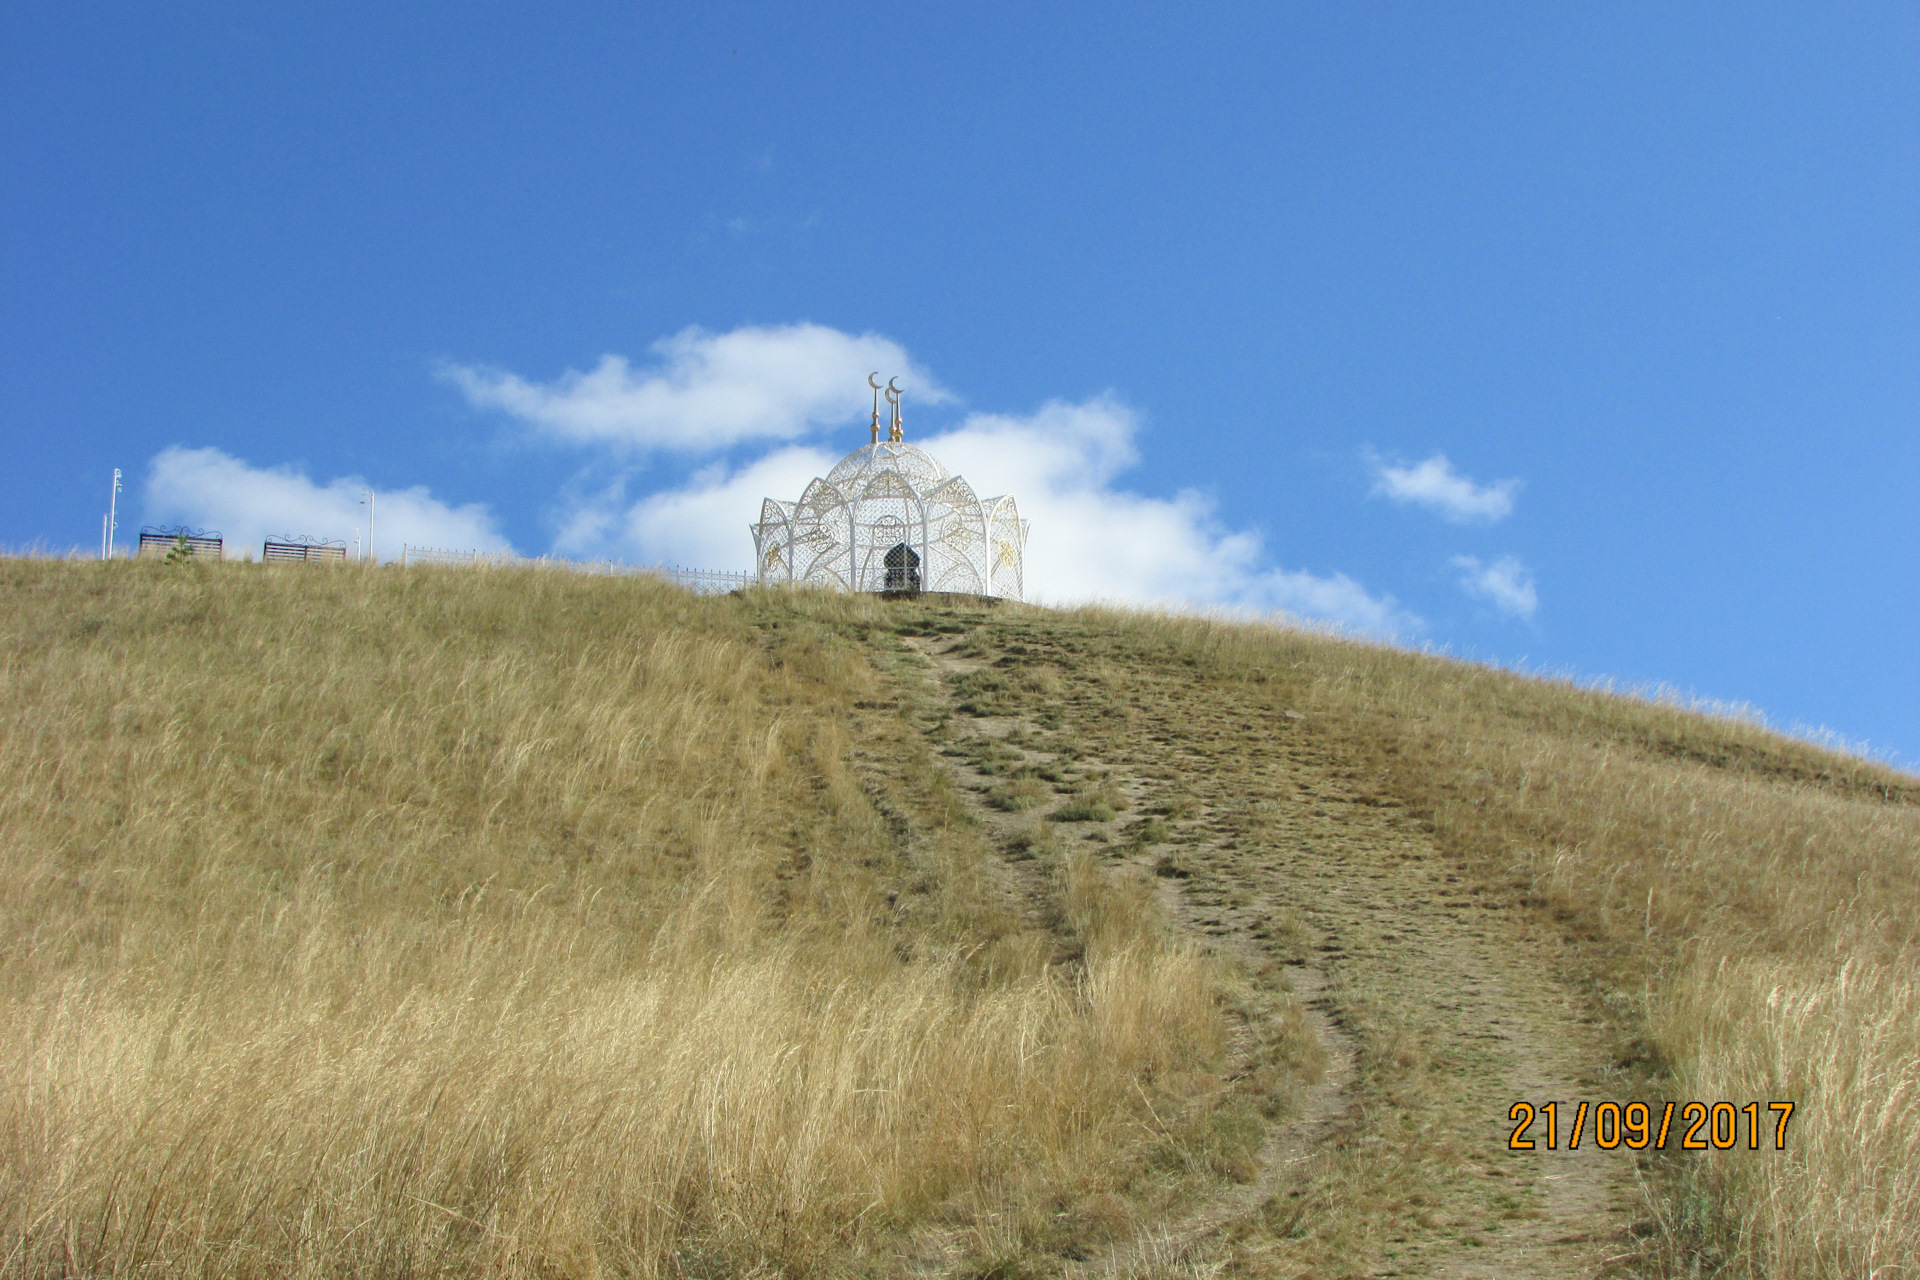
[1507, 1101, 1795, 1151]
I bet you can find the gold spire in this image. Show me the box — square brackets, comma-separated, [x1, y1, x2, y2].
[867, 372, 882, 444]
[886, 377, 903, 442]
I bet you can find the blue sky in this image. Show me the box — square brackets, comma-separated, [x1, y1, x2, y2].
[3, 2, 1915, 764]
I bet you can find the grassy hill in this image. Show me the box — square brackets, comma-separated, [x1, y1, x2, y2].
[1, 559, 1913, 1278]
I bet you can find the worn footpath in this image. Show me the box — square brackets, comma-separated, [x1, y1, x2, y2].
[894, 613, 1639, 1278]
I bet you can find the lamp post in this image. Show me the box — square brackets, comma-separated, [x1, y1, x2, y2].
[359, 488, 375, 563]
[103, 469, 121, 559]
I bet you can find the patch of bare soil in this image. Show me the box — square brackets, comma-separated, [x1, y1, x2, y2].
[898, 622, 1638, 1278]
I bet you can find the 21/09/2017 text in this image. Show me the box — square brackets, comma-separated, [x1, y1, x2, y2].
[1507, 1101, 1795, 1151]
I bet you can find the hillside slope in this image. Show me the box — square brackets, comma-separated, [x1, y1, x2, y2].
[1, 561, 1913, 1279]
[901, 603, 1918, 1279]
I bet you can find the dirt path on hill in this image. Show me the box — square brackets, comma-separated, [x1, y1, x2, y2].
[900, 626, 1638, 1278]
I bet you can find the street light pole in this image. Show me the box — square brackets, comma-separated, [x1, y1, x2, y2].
[104, 469, 121, 559]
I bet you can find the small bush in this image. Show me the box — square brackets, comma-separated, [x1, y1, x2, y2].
[1131, 817, 1171, 846]
[990, 777, 1050, 812]
[1005, 824, 1059, 861]
[953, 670, 1015, 715]
[951, 666, 1062, 716]
[970, 741, 1027, 775]
[1053, 792, 1118, 823]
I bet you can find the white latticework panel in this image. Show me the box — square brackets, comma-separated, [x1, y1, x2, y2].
[752, 441, 1028, 600]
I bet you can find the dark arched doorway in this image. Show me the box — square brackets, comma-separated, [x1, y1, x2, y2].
[882, 542, 921, 595]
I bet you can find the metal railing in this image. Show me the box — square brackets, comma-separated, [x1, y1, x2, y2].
[138, 526, 223, 559]
[654, 565, 754, 595]
[400, 546, 521, 569]
[263, 536, 348, 563]
[399, 546, 751, 596]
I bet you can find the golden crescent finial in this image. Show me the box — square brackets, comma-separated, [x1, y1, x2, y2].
[868, 372, 882, 390]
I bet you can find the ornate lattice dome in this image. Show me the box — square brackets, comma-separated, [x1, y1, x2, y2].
[825, 440, 950, 490]
[751, 390, 1029, 599]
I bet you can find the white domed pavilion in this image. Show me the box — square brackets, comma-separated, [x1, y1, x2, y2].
[751, 377, 1029, 599]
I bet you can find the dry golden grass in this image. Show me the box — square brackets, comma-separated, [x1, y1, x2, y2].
[1066, 607, 1920, 1278]
[7, 562, 1912, 1278]
[0, 562, 1236, 1278]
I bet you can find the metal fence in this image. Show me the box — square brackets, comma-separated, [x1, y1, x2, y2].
[399, 546, 751, 596]
[263, 536, 348, 563]
[138, 526, 224, 559]
[654, 565, 754, 595]
[400, 546, 520, 569]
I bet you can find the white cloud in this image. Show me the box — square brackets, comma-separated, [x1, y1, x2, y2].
[1370, 452, 1519, 523]
[430, 322, 1415, 634]
[145, 446, 509, 563]
[558, 446, 837, 570]
[918, 400, 1418, 632]
[442, 323, 945, 453]
[561, 390, 1418, 637]
[1450, 554, 1538, 619]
